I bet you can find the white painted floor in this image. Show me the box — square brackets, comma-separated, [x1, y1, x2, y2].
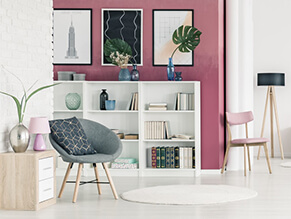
[1, 158, 291, 219]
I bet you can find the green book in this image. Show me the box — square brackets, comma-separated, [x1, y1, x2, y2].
[160, 147, 166, 168]
[156, 147, 161, 168]
[165, 147, 170, 168]
[170, 147, 175, 168]
[174, 146, 180, 168]
[192, 147, 195, 169]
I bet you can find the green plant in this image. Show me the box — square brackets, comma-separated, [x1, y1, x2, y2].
[104, 38, 132, 67]
[0, 65, 60, 123]
[171, 25, 202, 59]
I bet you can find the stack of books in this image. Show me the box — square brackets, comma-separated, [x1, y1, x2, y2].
[148, 103, 167, 111]
[111, 129, 124, 139]
[111, 157, 138, 169]
[175, 92, 194, 110]
[127, 92, 138, 110]
[144, 121, 170, 139]
[148, 146, 195, 169]
[171, 134, 194, 140]
[124, 134, 139, 139]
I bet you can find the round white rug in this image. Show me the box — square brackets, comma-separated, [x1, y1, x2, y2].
[121, 185, 257, 205]
[280, 162, 291, 168]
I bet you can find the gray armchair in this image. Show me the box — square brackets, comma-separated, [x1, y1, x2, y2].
[49, 119, 122, 203]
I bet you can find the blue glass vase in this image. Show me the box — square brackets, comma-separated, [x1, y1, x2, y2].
[175, 72, 183, 81]
[167, 57, 175, 81]
[119, 68, 131, 81]
[131, 65, 140, 81]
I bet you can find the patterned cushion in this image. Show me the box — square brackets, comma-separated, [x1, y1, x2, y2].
[49, 117, 96, 155]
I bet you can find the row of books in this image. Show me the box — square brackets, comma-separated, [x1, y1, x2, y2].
[175, 92, 195, 110]
[148, 146, 195, 169]
[144, 121, 170, 139]
[148, 102, 167, 111]
[127, 92, 138, 110]
[111, 157, 138, 169]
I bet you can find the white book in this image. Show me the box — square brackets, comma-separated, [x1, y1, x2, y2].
[188, 147, 192, 168]
[126, 93, 134, 110]
[177, 92, 181, 110]
[149, 103, 167, 107]
[162, 121, 165, 139]
[179, 147, 184, 169]
[180, 93, 188, 110]
[183, 147, 188, 168]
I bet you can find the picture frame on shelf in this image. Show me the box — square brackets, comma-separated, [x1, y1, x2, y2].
[53, 9, 92, 65]
[101, 8, 143, 66]
[152, 9, 194, 66]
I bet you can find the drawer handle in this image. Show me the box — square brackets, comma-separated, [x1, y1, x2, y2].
[43, 167, 52, 170]
[43, 188, 52, 192]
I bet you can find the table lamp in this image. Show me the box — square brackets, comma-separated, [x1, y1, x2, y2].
[257, 73, 285, 159]
[29, 117, 51, 151]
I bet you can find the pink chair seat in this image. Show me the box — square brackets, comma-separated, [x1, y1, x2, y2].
[231, 137, 270, 144]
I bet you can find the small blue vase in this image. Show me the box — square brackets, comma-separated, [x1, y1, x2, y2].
[175, 72, 183, 81]
[167, 57, 175, 81]
[119, 68, 131, 81]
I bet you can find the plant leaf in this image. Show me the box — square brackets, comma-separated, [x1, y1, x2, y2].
[172, 25, 202, 56]
[104, 38, 132, 65]
[0, 91, 22, 123]
[26, 83, 60, 102]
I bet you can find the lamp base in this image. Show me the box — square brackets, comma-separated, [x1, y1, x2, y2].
[33, 134, 46, 151]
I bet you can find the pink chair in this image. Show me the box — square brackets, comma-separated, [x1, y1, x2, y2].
[221, 111, 272, 176]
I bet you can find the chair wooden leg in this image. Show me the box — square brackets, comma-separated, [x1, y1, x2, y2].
[102, 163, 118, 199]
[93, 163, 102, 195]
[257, 146, 262, 160]
[263, 143, 272, 174]
[247, 146, 251, 171]
[58, 163, 73, 198]
[72, 163, 83, 203]
[221, 143, 231, 174]
[244, 144, 247, 176]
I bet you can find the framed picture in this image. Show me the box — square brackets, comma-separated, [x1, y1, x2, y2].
[152, 9, 194, 66]
[102, 9, 143, 66]
[53, 9, 92, 65]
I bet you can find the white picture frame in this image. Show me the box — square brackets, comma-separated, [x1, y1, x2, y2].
[53, 9, 92, 65]
[101, 8, 143, 66]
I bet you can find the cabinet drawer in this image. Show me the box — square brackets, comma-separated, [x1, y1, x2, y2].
[39, 157, 54, 181]
[39, 178, 54, 203]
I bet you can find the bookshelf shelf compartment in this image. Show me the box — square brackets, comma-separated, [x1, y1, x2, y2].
[53, 81, 200, 177]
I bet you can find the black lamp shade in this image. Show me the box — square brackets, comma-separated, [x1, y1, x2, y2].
[257, 73, 285, 86]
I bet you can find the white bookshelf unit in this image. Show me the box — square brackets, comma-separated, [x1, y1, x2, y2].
[53, 81, 201, 177]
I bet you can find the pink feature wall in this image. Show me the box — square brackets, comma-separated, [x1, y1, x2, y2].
[54, 0, 225, 169]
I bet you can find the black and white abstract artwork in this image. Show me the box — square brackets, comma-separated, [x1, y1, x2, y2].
[53, 9, 92, 65]
[102, 9, 143, 66]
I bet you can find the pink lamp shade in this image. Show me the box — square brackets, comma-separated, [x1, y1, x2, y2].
[29, 117, 51, 151]
[29, 117, 51, 134]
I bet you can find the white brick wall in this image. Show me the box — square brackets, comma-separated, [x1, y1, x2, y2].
[0, 0, 53, 152]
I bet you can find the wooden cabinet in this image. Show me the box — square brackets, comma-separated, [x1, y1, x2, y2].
[0, 150, 56, 210]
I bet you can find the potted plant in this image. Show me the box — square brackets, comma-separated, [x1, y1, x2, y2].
[168, 25, 202, 81]
[104, 38, 133, 81]
[0, 65, 59, 152]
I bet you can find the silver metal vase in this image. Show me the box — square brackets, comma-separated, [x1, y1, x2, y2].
[9, 123, 30, 153]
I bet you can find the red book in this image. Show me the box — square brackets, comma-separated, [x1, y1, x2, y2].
[152, 147, 157, 168]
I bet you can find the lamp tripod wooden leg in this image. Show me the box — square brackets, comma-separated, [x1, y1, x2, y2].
[102, 163, 118, 199]
[58, 162, 73, 198]
[257, 86, 284, 160]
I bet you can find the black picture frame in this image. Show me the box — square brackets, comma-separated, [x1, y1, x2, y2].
[152, 9, 194, 66]
[53, 8, 92, 65]
[101, 9, 143, 66]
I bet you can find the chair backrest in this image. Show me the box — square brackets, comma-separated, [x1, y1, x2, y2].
[226, 111, 254, 126]
[225, 111, 254, 141]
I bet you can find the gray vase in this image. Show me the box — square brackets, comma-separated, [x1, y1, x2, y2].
[9, 123, 30, 153]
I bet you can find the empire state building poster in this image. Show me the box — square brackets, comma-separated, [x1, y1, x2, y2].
[53, 9, 92, 65]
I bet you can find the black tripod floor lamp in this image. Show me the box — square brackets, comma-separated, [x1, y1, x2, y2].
[257, 73, 285, 160]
